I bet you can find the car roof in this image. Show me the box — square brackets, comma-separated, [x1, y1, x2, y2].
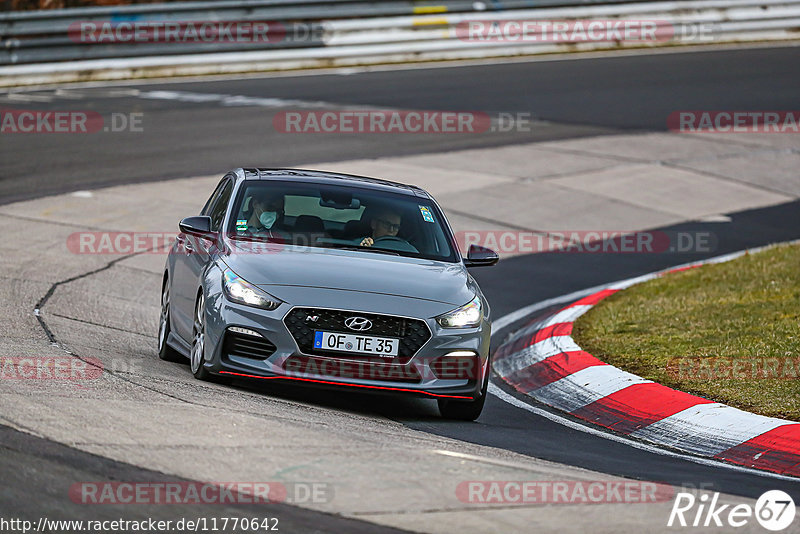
[232, 168, 431, 198]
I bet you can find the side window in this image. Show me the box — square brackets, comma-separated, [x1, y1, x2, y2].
[201, 178, 229, 216]
[208, 180, 233, 231]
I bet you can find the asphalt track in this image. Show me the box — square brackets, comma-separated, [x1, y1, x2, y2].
[2, 44, 800, 529]
[1, 45, 799, 203]
[0, 425, 407, 534]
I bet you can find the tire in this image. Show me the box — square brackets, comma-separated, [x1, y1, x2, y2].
[158, 278, 184, 362]
[437, 367, 489, 421]
[190, 292, 212, 381]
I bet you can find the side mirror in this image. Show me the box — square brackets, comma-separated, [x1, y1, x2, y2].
[179, 216, 215, 240]
[464, 244, 499, 267]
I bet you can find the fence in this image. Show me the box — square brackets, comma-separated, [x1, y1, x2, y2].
[1, 0, 798, 85]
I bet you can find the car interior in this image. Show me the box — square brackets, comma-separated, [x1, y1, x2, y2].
[231, 184, 456, 260]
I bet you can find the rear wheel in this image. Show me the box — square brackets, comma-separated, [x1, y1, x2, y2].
[157, 279, 183, 362]
[190, 293, 212, 381]
[437, 367, 489, 421]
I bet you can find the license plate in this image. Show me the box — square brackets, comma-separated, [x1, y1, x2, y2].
[313, 331, 399, 357]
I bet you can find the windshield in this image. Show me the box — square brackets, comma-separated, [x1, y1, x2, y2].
[227, 180, 459, 262]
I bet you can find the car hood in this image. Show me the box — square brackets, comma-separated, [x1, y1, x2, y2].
[221, 244, 474, 306]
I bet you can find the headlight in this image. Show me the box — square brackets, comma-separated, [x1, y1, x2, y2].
[436, 295, 482, 328]
[222, 269, 282, 310]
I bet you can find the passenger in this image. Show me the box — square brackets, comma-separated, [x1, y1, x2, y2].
[244, 191, 287, 241]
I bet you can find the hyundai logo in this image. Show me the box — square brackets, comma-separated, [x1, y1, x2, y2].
[344, 316, 372, 332]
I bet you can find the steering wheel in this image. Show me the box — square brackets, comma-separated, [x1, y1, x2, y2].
[373, 235, 408, 243]
[371, 235, 419, 253]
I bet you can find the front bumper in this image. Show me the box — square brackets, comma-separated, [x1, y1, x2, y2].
[202, 292, 491, 400]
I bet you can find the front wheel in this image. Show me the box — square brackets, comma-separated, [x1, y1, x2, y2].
[190, 293, 212, 381]
[437, 367, 489, 421]
[158, 279, 183, 362]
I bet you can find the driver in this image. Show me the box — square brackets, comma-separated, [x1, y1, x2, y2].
[360, 207, 402, 247]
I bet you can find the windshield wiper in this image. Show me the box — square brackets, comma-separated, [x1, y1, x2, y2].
[228, 233, 284, 244]
[325, 244, 400, 256]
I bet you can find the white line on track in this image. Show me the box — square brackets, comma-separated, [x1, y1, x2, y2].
[432, 449, 572, 474]
[0, 92, 54, 103]
[491, 286, 601, 333]
[138, 90, 335, 109]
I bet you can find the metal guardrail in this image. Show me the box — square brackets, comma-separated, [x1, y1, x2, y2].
[4, 0, 781, 65]
[0, 0, 672, 35]
[326, 0, 800, 45]
[0, 0, 798, 71]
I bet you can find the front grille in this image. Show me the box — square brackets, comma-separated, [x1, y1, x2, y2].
[283, 308, 431, 363]
[223, 331, 277, 360]
[283, 356, 422, 383]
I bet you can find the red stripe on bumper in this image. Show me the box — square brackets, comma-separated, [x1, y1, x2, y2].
[218, 371, 474, 399]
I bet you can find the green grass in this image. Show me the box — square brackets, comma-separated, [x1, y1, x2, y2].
[572, 243, 800, 421]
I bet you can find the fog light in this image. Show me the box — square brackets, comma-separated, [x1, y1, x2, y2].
[430, 351, 479, 380]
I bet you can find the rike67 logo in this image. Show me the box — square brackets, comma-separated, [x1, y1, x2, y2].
[668, 490, 796, 531]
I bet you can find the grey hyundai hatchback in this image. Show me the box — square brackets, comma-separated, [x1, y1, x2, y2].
[158, 168, 498, 420]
